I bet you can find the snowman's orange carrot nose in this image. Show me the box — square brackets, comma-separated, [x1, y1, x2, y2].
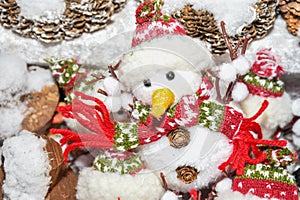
[151, 88, 175, 118]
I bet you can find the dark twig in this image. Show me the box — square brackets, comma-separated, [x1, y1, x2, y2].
[97, 89, 108, 96]
[86, 73, 106, 85]
[241, 36, 250, 55]
[220, 21, 237, 60]
[108, 65, 119, 80]
[108, 60, 122, 80]
[112, 60, 122, 70]
[220, 21, 250, 103]
[160, 172, 168, 191]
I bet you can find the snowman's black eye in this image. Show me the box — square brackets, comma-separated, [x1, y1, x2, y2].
[143, 79, 151, 87]
[166, 71, 175, 80]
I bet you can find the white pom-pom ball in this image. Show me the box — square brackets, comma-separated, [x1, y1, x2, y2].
[103, 77, 122, 96]
[232, 56, 251, 75]
[293, 119, 300, 136]
[292, 99, 300, 116]
[215, 178, 233, 193]
[219, 63, 237, 82]
[161, 191, 178, 200]
[104, 96, 122, 112]
[232, 82, 249, 102]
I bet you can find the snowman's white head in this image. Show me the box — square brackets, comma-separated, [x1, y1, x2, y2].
[118, 35, 214, 117]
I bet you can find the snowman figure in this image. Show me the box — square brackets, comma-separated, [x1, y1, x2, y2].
[240, 48, 294, 138]
[50, 1, 295, 199]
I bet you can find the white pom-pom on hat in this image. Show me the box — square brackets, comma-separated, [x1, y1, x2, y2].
[218, 63, 237, 82]
[232, 82, 249, 102]
[231, 56, 251, 75]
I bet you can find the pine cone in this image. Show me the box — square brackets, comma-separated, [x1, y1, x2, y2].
[171, 4, 227, 56]
[279, 0, 300, 35]
[12, 16, 32, 37]
[0, 0, 124, 43]
[176, 165, 199, 184]
[112, 0, 127, 13]
[167, 128, 190, 148]
[171, 1, 278, 56]
[251, 0, 277, 39]
[0, 0, 20, 28]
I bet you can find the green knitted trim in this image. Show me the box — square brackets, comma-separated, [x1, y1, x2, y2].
[45, 57, 81, 87]
[114, 123, 140, 151]
[132, 101, 151, 123]
[237, 163, 297, 185]
[265, 147, 296, 168]
[93, 153, 143, 175]
[166, 103, 178, 118]
[242, 71, 284, 93]
[198, 100, 225, 131]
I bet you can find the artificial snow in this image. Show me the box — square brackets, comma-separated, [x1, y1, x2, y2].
[0, 54, 55, 138]
[0, 0, 138, 68]
[246, 16, 300, 73]
[0, 106, 26, 139]
[2, 131, 51, 200]
[27, 66, 54, 92]
[17, 0, 65, 19]
[76, 168, 164, 200]
[162, 0, 257, 36]
[0, 54, 27, 92]
[0, 1, 299, 75]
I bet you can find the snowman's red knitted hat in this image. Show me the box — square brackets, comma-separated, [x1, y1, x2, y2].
[132, 0, 186, 47]
[242, 48, 285, 97]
